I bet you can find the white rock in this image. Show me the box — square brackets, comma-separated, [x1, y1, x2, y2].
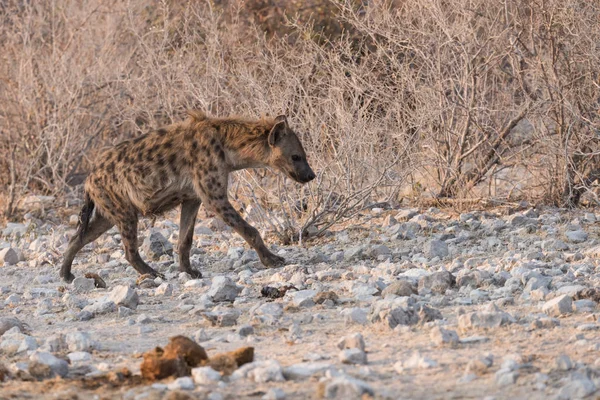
[565, 230, 588, 243]
[72, 277, 95, 292]
[283, 362, 334, 380]
[320, 376, 374, 399]
[555, 355, 572, 370]
[542, 295, 573, 317]
[167, 376, 195, 390]
[108, 285, 139, 309]
[262, 388, 286, 400]
[339, 348, 367, 365]
[424, 240, 448, 259]
[192, 366, 222, 384]
[495, 368, 519, 386]
[208, 276, 241, 302]
[155, 282, 173, 296]
[231, 360, 284, 383]
[29, 351, 69, 378]
[430, 326, 460, 346]
[341, 308, 368, 325]
[288, 290, 317, 308]
[68, 351, 92, 362]
[17, 335, 38, 353]
[395, 353, 437, 371]
[0, 248, 19, 265]
[557, 375, 597, 399]
[65, 331, 96, 352]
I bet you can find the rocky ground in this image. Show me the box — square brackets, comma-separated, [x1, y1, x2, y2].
[1, 201, 600, 400]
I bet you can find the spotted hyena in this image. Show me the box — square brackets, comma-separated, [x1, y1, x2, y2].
[60, 111, 316, 282]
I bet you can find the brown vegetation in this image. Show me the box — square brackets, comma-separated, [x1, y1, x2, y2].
[1, 0, 598, 237]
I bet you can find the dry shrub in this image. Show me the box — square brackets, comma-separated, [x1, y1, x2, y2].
[0, 0, 598, 236]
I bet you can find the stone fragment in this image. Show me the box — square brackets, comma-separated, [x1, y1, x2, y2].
[555, 355, 572, 371]
[495, 368, 519, 386]
[557, 375, 597, 399]
[192, 366, 222, 384]
[202, 310, 240, 327]
[318, 376, 374, 399]
[288, 290, 317, 308]
[262, 388, 286, 400]
[465, 355, 493, 374]
[0, 248, 19, 265]
[29, 351, 69, 379]
[208, 276, 241, 302]
[72, 277, 95, 292]
[108, 285, 139, 309]
[283, 362, 333, 380]
[458, 311, 513, 329]
[382, 280, 416, 297]
[65, 332, 96, 352]
[423, 240, 448, 259]
[67, 351, 91, 362]
[395, 353, 437, 371]
[339, 348, 367, 365]
[430, 326, 459, 346]
[542, 295, 573, 317]
[341, 308, 368, 326]
[156, 283, 173, 296]
[231, 360, 284, 383]
[337, 333, 366, 352]
[0, 317, 26, 335]
[141, 230, 173, 260]
[82, 299, 116, 315]
[565, 230, 588, 243]
[167, 376, 195, 391]
[418, 271, 455, 294]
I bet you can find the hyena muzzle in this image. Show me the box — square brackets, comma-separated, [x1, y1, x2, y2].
[60, 111, 315, 282]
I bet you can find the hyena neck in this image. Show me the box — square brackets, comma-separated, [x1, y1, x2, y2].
[219, 120, 274, 171]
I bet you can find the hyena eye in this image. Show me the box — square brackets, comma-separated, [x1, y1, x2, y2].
[292, 155, 301, 162]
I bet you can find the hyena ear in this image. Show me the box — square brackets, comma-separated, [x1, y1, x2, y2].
[268, 117, 287, 147]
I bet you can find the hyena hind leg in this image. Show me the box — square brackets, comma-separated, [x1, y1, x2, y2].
[178, 199, 202, 278]
[60, 214, 114, 283]
[118, 217, 165, 279]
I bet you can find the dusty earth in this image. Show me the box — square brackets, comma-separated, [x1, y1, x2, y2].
[1, 199, 600, 399]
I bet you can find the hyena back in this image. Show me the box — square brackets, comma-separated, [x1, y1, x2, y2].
[60, 111, 315, 282]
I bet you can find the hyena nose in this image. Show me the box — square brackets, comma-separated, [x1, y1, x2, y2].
[306, 171, 316, 182]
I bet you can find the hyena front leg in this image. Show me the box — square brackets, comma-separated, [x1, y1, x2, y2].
[178, 199, 202, 278]
[203, 197, 285, 268]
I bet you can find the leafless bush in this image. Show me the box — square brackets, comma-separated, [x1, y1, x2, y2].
[0, 0, 598, 235]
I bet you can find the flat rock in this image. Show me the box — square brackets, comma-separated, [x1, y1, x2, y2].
[231, 360, 284, 383]
[283, 362, 333, 380]
[208, 276, 241, 302]
[29, 351, 69, 379]
[418, 271, 455, 294]
[424, 240, 449, 259]
[0, 248, 19, 265]
[430, 326, 459, 346]
[288, 290, 317, 308]
[542, 295, 573, 317]
[339, 348, 367, 365]
[191, 366, 221, 384]
[319, 376, 374, 399]
[108, 285, 139, 309]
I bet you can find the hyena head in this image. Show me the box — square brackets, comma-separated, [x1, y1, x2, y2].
[267, 115, 316, 184]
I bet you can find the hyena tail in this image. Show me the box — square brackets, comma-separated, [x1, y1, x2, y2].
[77, 191, 95, 244]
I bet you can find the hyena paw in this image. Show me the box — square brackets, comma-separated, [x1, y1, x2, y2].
[186, 269, 203, 279]
[61, 272, 76, 283]
[152, 271, 166, 280]
[261, 253, 285, 268]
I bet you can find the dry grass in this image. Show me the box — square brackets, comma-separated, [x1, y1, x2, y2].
[1, 0, 598, 238]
